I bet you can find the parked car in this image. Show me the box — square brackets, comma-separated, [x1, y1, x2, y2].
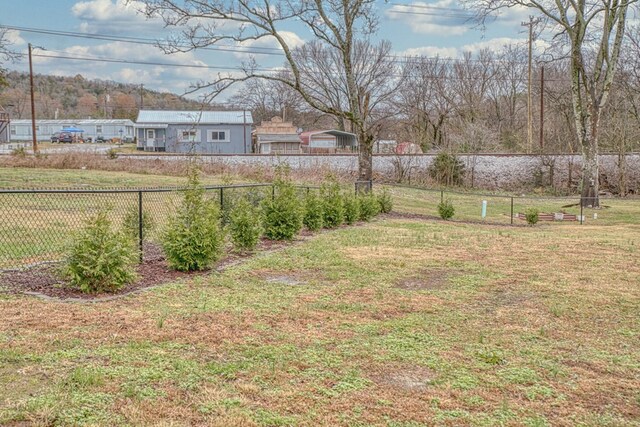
[95, 136, 112, 143]
[51, 132, 73, 143]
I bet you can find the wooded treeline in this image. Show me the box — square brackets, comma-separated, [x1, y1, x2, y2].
[230, 40, 640, 158]
[0, 71, 205, 120]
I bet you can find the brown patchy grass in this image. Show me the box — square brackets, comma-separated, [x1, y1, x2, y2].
[1, 218, 639, 426]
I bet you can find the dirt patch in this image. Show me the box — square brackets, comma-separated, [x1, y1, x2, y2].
[396, 269, 455, 291]
[266, 276, 307, 286]
[373, 367, 436, 391]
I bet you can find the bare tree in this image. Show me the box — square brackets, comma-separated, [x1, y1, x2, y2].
[136, 0, 401, 184]
[467, 0, 635, 206]
[0, 28, 19, 88]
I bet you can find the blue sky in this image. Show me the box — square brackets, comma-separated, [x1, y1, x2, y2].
[3, 0, 538, 99]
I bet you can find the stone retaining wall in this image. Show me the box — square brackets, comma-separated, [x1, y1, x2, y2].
[119, 153, 640, 192]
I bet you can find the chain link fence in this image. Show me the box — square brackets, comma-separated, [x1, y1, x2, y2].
[0, 183, 293, 271]
[382, 183, 635, 226]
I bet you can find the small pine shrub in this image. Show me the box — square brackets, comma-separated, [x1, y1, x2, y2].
[303, 191, 324, 231]
[229, 198, 263, 251]
[262, 168, 303, 240]
[359, 192, 381, 221]
[343, 192, 361, 225]
[428, 152, 465, 186]
[377, 188, 393, 213]
[161, 168, 225, 271]
[122, 205, 154, 240]
[438, 199, 455, 220]
[63, 211, 137, 294]
[321, 178, 344, 228]
[525, 208, 539, 226]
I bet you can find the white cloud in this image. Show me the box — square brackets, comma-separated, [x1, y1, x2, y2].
[72, 0, 161, 33]
[233, 31, 305, 59]
[397, 36, 549, 59]
[385, 1, 471, 36]
[4, 29, 25, 46]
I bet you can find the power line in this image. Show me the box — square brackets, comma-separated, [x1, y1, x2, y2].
[1, 24, 538, 67]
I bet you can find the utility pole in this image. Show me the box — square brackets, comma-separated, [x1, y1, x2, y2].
[522, 16, 540, 154]
[539, 65, 545, 151]
[140, 84, 144, 110]
[28, 43, 38, 153]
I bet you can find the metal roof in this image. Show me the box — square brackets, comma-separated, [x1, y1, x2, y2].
[136, 110, 253, 125]
[11, 119, 135, 125]
[257, 134, 301, 144]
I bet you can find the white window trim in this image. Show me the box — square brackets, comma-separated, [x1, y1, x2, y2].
[207, 129, 231, 143]
[178, 128, 201, 143]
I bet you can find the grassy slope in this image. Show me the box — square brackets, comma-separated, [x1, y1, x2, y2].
[1, 218, 639, 426]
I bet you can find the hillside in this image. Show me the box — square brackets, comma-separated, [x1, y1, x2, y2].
[0, 71, 220, 121]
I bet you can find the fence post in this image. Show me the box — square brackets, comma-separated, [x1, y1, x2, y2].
[370, 179, 373, 192]
[272, 184, 275, 201]
[510, 197, 514, 225]
[138, 191, 143, 263]
[580, 197, 584, 225]
[440, 190, 444, 204]
[219, 187, 224, 210]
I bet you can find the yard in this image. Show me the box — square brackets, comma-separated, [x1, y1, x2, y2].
[1, 218, 639, 425]
[0, 167, 639, 426]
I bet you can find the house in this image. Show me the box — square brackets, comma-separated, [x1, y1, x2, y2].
[299, 130, 358, 154]
[9, 119, 135, 142]
[395, 142, 423, 154]
[253, 116, 301, 154]
[135, 110, 253, 153]
[0, 106, 8, 143]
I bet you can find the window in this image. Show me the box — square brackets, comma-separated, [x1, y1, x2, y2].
[207, 129, 230, 142]
[178, 129, 200, 142]
[10, 126, 16, 135]
[96, 125, 103, 133]
[146, 129, 155, 139]
[35, 125, 40, 132]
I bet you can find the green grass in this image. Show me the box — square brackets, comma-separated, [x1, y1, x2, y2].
[1, 217, 639, 425]
[386, 184, 640, 226]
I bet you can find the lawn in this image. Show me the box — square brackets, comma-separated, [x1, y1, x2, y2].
[386, 184, 640, 226]
[1, 217, 639, 426]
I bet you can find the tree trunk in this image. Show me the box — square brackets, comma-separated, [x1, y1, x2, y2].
[357, 130, 373, 191]
[581, 138, 600, 207]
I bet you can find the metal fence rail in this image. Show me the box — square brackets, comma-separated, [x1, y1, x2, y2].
[0, 183, 313, 271]
[381, 183, 625, 226]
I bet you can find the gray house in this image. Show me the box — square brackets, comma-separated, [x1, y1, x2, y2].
[135, 110, 253, 153]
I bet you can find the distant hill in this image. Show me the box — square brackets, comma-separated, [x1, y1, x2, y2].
[0, 71, 224, 121]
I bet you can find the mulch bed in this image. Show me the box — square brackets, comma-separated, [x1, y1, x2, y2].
[1, 215, 405, 302]
[0, 240, 294, 302]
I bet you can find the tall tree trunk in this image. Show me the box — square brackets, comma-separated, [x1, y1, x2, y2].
[357, 130, 373, 189]
[580, 126, 600, 207]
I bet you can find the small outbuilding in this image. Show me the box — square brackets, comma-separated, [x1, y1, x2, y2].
[299, 130, 358, 154]
[253, 116, 301, 154]
[135, 110, 253, 153]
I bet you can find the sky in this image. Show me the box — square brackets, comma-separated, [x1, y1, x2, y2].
[2, 0, 540, 100]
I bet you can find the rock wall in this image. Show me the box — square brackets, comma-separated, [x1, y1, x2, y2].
[121, 153, 640, 192]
